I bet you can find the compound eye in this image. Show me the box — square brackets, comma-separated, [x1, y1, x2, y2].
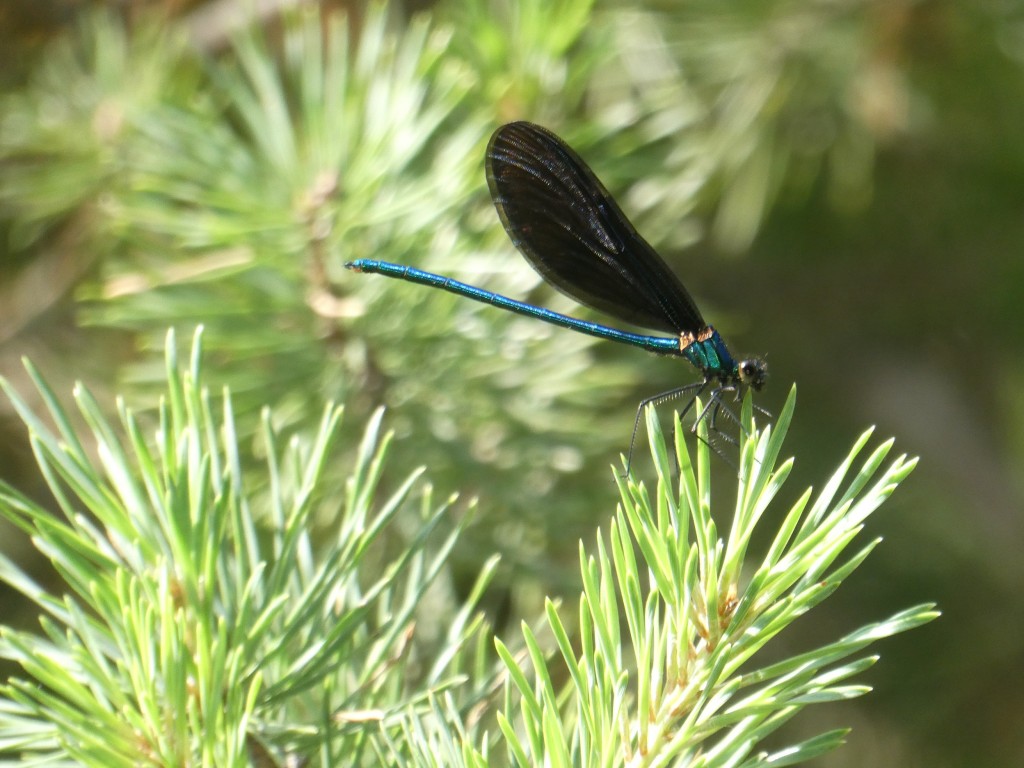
[738, 359, 768, 390]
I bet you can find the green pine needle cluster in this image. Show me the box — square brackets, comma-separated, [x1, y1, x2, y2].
[0, 329, 497, 766]
[495, 396, 936, 766]
[0, 331, 936, 765]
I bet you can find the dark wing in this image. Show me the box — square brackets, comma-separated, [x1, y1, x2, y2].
[485, 121, 705, 335]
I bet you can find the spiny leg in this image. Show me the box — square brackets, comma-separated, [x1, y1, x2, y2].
[704, 396, 739, 447]
[624, 380, 710, 474]
[700, 385, 775, 470]
[703, 386, 743, 438]
[727, 381, 773, 423]
[698, 383, 772, 440]
[625, 380, 772, 473]
[689, 388, 741, 467]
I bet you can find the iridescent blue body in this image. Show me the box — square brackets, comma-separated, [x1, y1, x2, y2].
[347, 260, 761, 394]
[346, 260, 753, 388]
[686, 329, 750, 387]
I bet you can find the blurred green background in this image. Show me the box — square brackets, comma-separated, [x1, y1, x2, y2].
[0, 0, 1021, 765]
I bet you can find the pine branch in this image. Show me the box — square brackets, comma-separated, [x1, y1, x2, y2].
[494, 388, 938, 767]
[0, 328, 497, 766]
[0, 337, 939, 766]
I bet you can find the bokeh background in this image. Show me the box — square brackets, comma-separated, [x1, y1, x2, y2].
[1, 0, 1021, 765]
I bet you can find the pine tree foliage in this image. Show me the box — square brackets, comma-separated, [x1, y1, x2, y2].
[0, 329, 498, 766]
[492, 393, 936, 766]
[0, 336, 935, 765]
